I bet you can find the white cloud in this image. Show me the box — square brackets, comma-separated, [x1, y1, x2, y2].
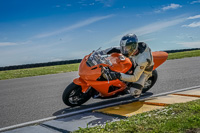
[95, 0, 114, 7]
[66, 4, 72, 7]
[130, 18, 185, 36]
[0, 42, 17, 46]
[187, 14, 200, 19]
[177, 41, 200, 48]
[89, 3, 95, 6]
[162, 3, 182, 11]
[106, 17, 186, 45]
[55, 5, 61, 8]
[182, 21, 200, 27]
[155, 3, 182, 13]
[34, 14, 114, 38]
[141, 38, 156, 42]
[0, 41, 32, 47]
[190, 0, 200, 4]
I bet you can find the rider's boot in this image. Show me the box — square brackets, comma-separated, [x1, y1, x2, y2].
[130, 87, 142, 98]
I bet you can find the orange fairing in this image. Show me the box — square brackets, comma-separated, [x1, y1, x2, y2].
[78, 53, 132, 81]
[78, 55, 102, 81]
[74, 53, 132, 96]
[73, 77, 89, 93]
[152, 51, 168, 70]
[107, 53, 132, 73]
[73, 51, 168, 97]
[87, 80, 127, 97]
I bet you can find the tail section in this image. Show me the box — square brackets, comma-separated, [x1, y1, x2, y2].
[152, 51, 168, 70]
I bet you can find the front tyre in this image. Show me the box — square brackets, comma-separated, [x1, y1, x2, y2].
[62, 82, 91, 107]
[142, 70, 158, 93]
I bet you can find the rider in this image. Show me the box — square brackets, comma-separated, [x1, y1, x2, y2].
[100, 33, 154, 98]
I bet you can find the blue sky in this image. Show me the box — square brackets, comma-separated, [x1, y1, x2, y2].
[0, 0, 200, 67]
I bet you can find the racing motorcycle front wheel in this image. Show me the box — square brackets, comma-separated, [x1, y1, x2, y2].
[62, 82, 91, 107]
[142, 70, 158, 93]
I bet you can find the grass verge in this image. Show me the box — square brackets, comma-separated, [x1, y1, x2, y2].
[167, 50, 200, 60]
[0, 63, 79, 80]
[74, 99, 200, 133]
[0, 50, 200, 80]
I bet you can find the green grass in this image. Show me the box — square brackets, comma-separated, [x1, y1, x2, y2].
[167, 50, 200, 60]
[74, 99, 200, 133]
[0, 63, 79, 80]
[0, 50, 200, 80]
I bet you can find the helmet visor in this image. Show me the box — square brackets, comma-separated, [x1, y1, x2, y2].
[120, 41, 137, 57]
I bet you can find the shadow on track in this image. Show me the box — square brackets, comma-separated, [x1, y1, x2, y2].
[53, 92, 153, 116]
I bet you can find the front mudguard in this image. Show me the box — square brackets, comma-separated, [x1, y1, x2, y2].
[73, 77, 90, 93]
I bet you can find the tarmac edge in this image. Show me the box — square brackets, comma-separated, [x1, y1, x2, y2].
[1, 85, 200, 132]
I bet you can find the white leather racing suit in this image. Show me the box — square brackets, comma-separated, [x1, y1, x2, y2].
[100, 42, 154, 96]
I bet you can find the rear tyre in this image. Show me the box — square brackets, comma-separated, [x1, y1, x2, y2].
[142, 70, 158, 93]
[62, 82, 91, 107]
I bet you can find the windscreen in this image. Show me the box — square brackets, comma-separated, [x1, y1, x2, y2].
[86, 49, 112, 67]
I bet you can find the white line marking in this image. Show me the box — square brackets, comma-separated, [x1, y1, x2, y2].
[1, 85, 200, 132]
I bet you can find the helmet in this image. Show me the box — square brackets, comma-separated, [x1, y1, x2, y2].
[120, 33, 138, 57]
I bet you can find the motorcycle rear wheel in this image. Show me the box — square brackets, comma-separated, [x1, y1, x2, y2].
[142, 70, 158, 93]
[62, 82, 91, 107]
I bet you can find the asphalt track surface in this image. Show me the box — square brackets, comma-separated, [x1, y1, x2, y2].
[0, 57, 200, 128]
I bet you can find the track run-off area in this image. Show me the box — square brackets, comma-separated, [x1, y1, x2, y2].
[0, 56, 200, 129]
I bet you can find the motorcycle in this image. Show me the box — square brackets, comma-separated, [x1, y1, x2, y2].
[62, 48, 168, 107]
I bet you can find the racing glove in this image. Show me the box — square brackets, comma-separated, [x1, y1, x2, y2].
[109, 72, 121, 80]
